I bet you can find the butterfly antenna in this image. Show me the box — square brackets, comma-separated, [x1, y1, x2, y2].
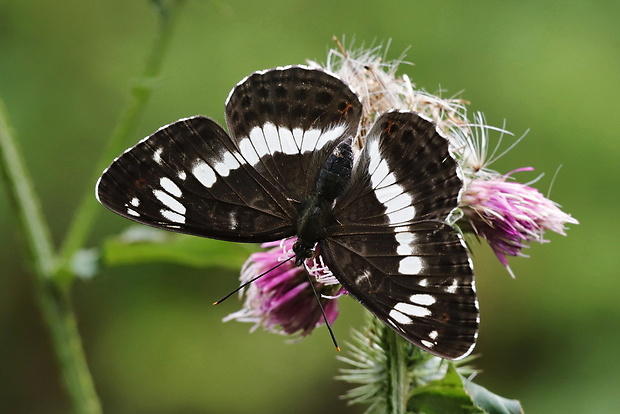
[304, 262, 340, 351]
[213, 255, 296, 305]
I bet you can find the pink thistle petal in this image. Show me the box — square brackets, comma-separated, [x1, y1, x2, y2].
[461, 170, 578, 275]
[224, 238, 341, 338]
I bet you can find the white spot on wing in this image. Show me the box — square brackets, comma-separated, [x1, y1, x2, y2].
[160, 209, 185, 224]
[367, 141, 416, 224]
[229, 211, 238, 230]
[239, 123, 347, 162]
[445, 279, 459, 294]
[192, 160, 217, 188]
[409, 294, 436, 306]
[300, 129, 321, 152]
[153, 148, 163, 165]
[130, 197, 140, 207]
[421, 339, 434, 348]
[159, 177, 182, 197]
[278, 126, 298, 155]
[398, 256, 424, 275]
[127, 208, 140, 217]
[292, 127, 305, 150]
[395, 232, 416, 255]
[178, 171, 187, 180]
[388, 309, 413, 325]
[316, 124, 346, 149]
[385, 193, 413, 212]
[238, 137, 260, 165]
[370, 159, 390, 188]
[153, 190, 186, 215]
[374, 185, 401, 203]
[386, 206, 416, 223]
[262, 122, 281, 154]
[249, 127, 269, 158]
[376, 171, 397, 189]
[367, 140, 381, 173]
[214, 152, 240, 176]
[386, 319, 405, 332]
[394, 302, 431, 318]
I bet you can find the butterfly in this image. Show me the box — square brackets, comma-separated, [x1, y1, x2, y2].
[96, 66, 479, 359]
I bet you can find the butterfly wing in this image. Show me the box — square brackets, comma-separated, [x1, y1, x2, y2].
[96, 67, 362, 242]
[96, 116, 296, 242]
[225, 66, 362, 203]
[321, 111, 479, 359]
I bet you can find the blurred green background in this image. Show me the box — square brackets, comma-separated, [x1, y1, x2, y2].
[1, 0, 617, 413]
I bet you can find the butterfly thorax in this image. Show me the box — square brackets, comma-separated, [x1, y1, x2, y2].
[293, 140, 353, 266]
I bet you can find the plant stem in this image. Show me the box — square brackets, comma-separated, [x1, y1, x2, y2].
[0, 102, 56, 277]
[0, 101, 102, 413]
[385, 328, 409, 414]
[36, 282, 103, 414]
[0, 2, 188, 412]
[56, 0, 188, 285]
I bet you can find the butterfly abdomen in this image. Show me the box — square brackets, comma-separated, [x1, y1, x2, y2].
[316, 139, 353, 203]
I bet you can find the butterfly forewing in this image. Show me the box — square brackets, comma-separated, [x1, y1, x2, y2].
[323, 111, 479, 359]
[333, 111, 464, 227]
[96, 116, 296, 242]
[96, 67, 361, 243]
[225, 66, 362, 203]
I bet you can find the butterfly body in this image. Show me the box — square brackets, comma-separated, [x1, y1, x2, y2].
[97, 66, 479, 360]
[294, 139, 354, 265]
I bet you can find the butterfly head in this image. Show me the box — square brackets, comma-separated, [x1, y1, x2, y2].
[292, 238, 317, 267]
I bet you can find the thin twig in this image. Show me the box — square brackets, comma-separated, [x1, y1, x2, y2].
[0, 100, 102, 414]
[56, 0, 188, 285]
[0, 2, 189, 413]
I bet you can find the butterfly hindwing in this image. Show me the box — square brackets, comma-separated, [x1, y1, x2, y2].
[323, 111, 479, 359]
[321, 222, 477, 359]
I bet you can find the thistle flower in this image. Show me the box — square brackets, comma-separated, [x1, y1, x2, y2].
[461, 168, 579, 277]
[309, 38, 471, 150]
[229, 40, 577, 342]
[224, 239, 341, 337]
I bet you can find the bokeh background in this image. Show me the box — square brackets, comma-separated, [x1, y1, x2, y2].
[1, 1, 617, 413]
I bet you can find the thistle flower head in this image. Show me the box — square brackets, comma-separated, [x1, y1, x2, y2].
[224, 238, 341, 337]
[461, 168, 579, 276]
[309, 38, 471, 150]
[228, 40, 578, 345]
[449, 112, 521, 177]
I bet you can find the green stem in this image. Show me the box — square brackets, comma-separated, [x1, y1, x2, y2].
[0, 102, 56, 277]
[0, 2, 189, 412]
[36, 283, 102, 414]
[385, 328, 409, 414]
[0, 101, 101, 413]
[55, 0, 188, 285]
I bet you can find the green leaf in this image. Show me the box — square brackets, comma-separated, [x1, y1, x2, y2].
[461, 376, 524, 414]
[102, 226, 255, 270]
[408, 364, 485, 414]
[407, 364, 524, 414]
